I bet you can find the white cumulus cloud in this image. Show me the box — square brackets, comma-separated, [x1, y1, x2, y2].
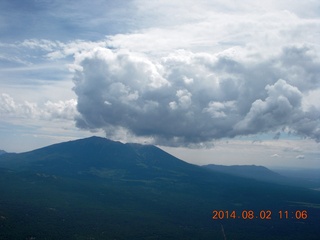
[72, 46, 320, 146]
[0, 93, 78, 121]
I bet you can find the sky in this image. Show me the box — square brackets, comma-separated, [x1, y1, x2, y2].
[0, 0, 320, 168]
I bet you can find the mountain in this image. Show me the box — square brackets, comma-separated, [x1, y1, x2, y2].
[0, 149, 6, 155]
[203, 164, 282, 180]
[202, 164, 291, 185]
[0, 136, 201, 179]
[203, 164, 320, 188]
[271, 167, 320, 189]
[0, 136, 320, 240]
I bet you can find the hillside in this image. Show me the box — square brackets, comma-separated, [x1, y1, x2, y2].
[0, 136, 320, 239]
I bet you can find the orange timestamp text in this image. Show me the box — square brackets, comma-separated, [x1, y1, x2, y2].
[212, 210, 308, 220]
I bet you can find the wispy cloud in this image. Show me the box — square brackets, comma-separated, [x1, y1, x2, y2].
[296, 155, 305, 159]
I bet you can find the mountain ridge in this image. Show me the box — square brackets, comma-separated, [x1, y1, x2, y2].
[1, 136, 320, 239]
[202, 164, 283, 180]
[1, 137, 318, 188]
[202, 163, 320, 188]
[0, 136, 202, 180]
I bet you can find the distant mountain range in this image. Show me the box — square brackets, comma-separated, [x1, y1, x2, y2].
[203, 164, 283, 180]
[0, 149, 6, 155]
[202, 164, 320, 188]
[0, 136, 319, 240]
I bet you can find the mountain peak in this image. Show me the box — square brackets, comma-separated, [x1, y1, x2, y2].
[69, 135, 122, 144]
[0, 136, 193, 179]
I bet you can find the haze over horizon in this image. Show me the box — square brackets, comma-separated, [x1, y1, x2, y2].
[0, 0, 319, 168]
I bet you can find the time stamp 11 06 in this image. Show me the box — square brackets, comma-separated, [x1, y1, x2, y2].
[212, 210, 308, 220]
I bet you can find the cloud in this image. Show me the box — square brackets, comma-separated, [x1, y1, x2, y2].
[0, 93, 77, 121]
[234, 79, 303, 134]
[105, 4, 320, 57]
[0, 0, 135, 42]
[273, 132, 281, 140]
[296, 155, 305, 159]
[72, 46, 320, 146]
[1, 0, 320, 150]
[271, 154, 280, 158]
